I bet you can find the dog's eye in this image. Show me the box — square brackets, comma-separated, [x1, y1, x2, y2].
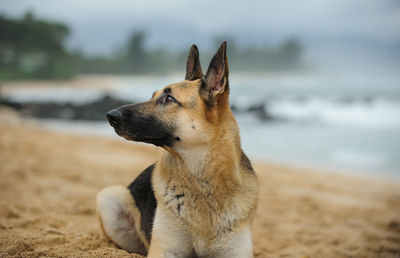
[165, 95, 175, 104]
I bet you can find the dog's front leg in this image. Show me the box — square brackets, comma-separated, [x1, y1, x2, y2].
[148, 206, 194, 258]
[213, 225, 254, 258]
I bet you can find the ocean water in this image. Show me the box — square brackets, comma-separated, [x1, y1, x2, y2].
[5, 73, 400, 178]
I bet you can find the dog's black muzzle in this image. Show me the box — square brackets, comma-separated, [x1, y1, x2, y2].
[106, 105, 175, 147]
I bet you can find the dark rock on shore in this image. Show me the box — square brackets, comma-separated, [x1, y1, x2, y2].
[0, 95, 132, 121]
[247, 103, 277, 121]
[231, 102, 279, 122]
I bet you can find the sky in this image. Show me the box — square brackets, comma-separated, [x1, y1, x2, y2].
[1, 0, 399, 74]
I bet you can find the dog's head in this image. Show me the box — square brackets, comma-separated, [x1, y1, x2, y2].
[107, 42, 235, 150]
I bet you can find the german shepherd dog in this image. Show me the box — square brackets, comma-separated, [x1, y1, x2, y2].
[97, 42, 259, 257]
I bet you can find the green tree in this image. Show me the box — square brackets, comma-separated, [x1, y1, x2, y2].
[126, 31, 147, 73]
[0, 11, 74, 79]
[278, 37, 302, 68]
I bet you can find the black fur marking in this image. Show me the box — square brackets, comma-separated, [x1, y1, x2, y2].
[127, 164, 157, 243]
[117, 105, 175, 147]
[164, 87, 172, 94]
[175, 193, 185, 199]
[175, 136, 181, 141]
[164, 188, 185, 216]
[177, 203, 182, 214]
[240, 149, 254, 172]
[174, 99, 183, 107]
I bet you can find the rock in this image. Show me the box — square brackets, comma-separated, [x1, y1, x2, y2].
[0, 94, 134, 121]
[246, 102, 278, 121]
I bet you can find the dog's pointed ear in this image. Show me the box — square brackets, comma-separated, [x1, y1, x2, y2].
[185, 44, 203, 81]
[202, 41, 229, 100]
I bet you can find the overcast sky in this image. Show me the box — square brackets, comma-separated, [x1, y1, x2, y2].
[1, 0, 399, 73]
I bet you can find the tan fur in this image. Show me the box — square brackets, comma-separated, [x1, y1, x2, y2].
[147, 79, 259, 257]
[97, 43, 259, 257]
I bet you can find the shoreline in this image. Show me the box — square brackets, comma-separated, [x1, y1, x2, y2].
[36, 117, 400, 182]
[251, 156, 400, 184]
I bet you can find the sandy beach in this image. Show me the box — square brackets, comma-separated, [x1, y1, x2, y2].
[1, 109, 400, 258]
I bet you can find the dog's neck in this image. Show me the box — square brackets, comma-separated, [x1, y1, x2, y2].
[161, 125, 242, 185]
[175, 145, 215, 177]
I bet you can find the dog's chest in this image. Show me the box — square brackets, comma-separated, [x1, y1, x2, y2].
[158, 180, 238, 236]
[161, 184, 186, 216]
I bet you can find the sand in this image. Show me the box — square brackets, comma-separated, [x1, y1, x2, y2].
[0, 75, 115, 92]
[1, 109, 400, 258]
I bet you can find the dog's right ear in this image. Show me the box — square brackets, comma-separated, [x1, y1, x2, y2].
[185, 44, 203, 81]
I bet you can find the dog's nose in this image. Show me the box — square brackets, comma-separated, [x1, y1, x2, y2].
[106, 109, 122, 126]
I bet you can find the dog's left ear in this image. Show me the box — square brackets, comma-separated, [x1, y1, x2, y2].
[202, 41, 229, 101]
[185, 44, 203, 81]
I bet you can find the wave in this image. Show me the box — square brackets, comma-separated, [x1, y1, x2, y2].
[234, 97, 400, 129]
[272, 98, 400, 129]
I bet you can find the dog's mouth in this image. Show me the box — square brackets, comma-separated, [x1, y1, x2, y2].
[114, 129, 162, 142]
[111, 127, 129, 139]
[108, 119, 119, 128]
[111, 125, 173, 147]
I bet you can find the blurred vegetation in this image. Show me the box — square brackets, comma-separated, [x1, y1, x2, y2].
[0, 12, 304, 80]
[0, 12, 74, 79]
